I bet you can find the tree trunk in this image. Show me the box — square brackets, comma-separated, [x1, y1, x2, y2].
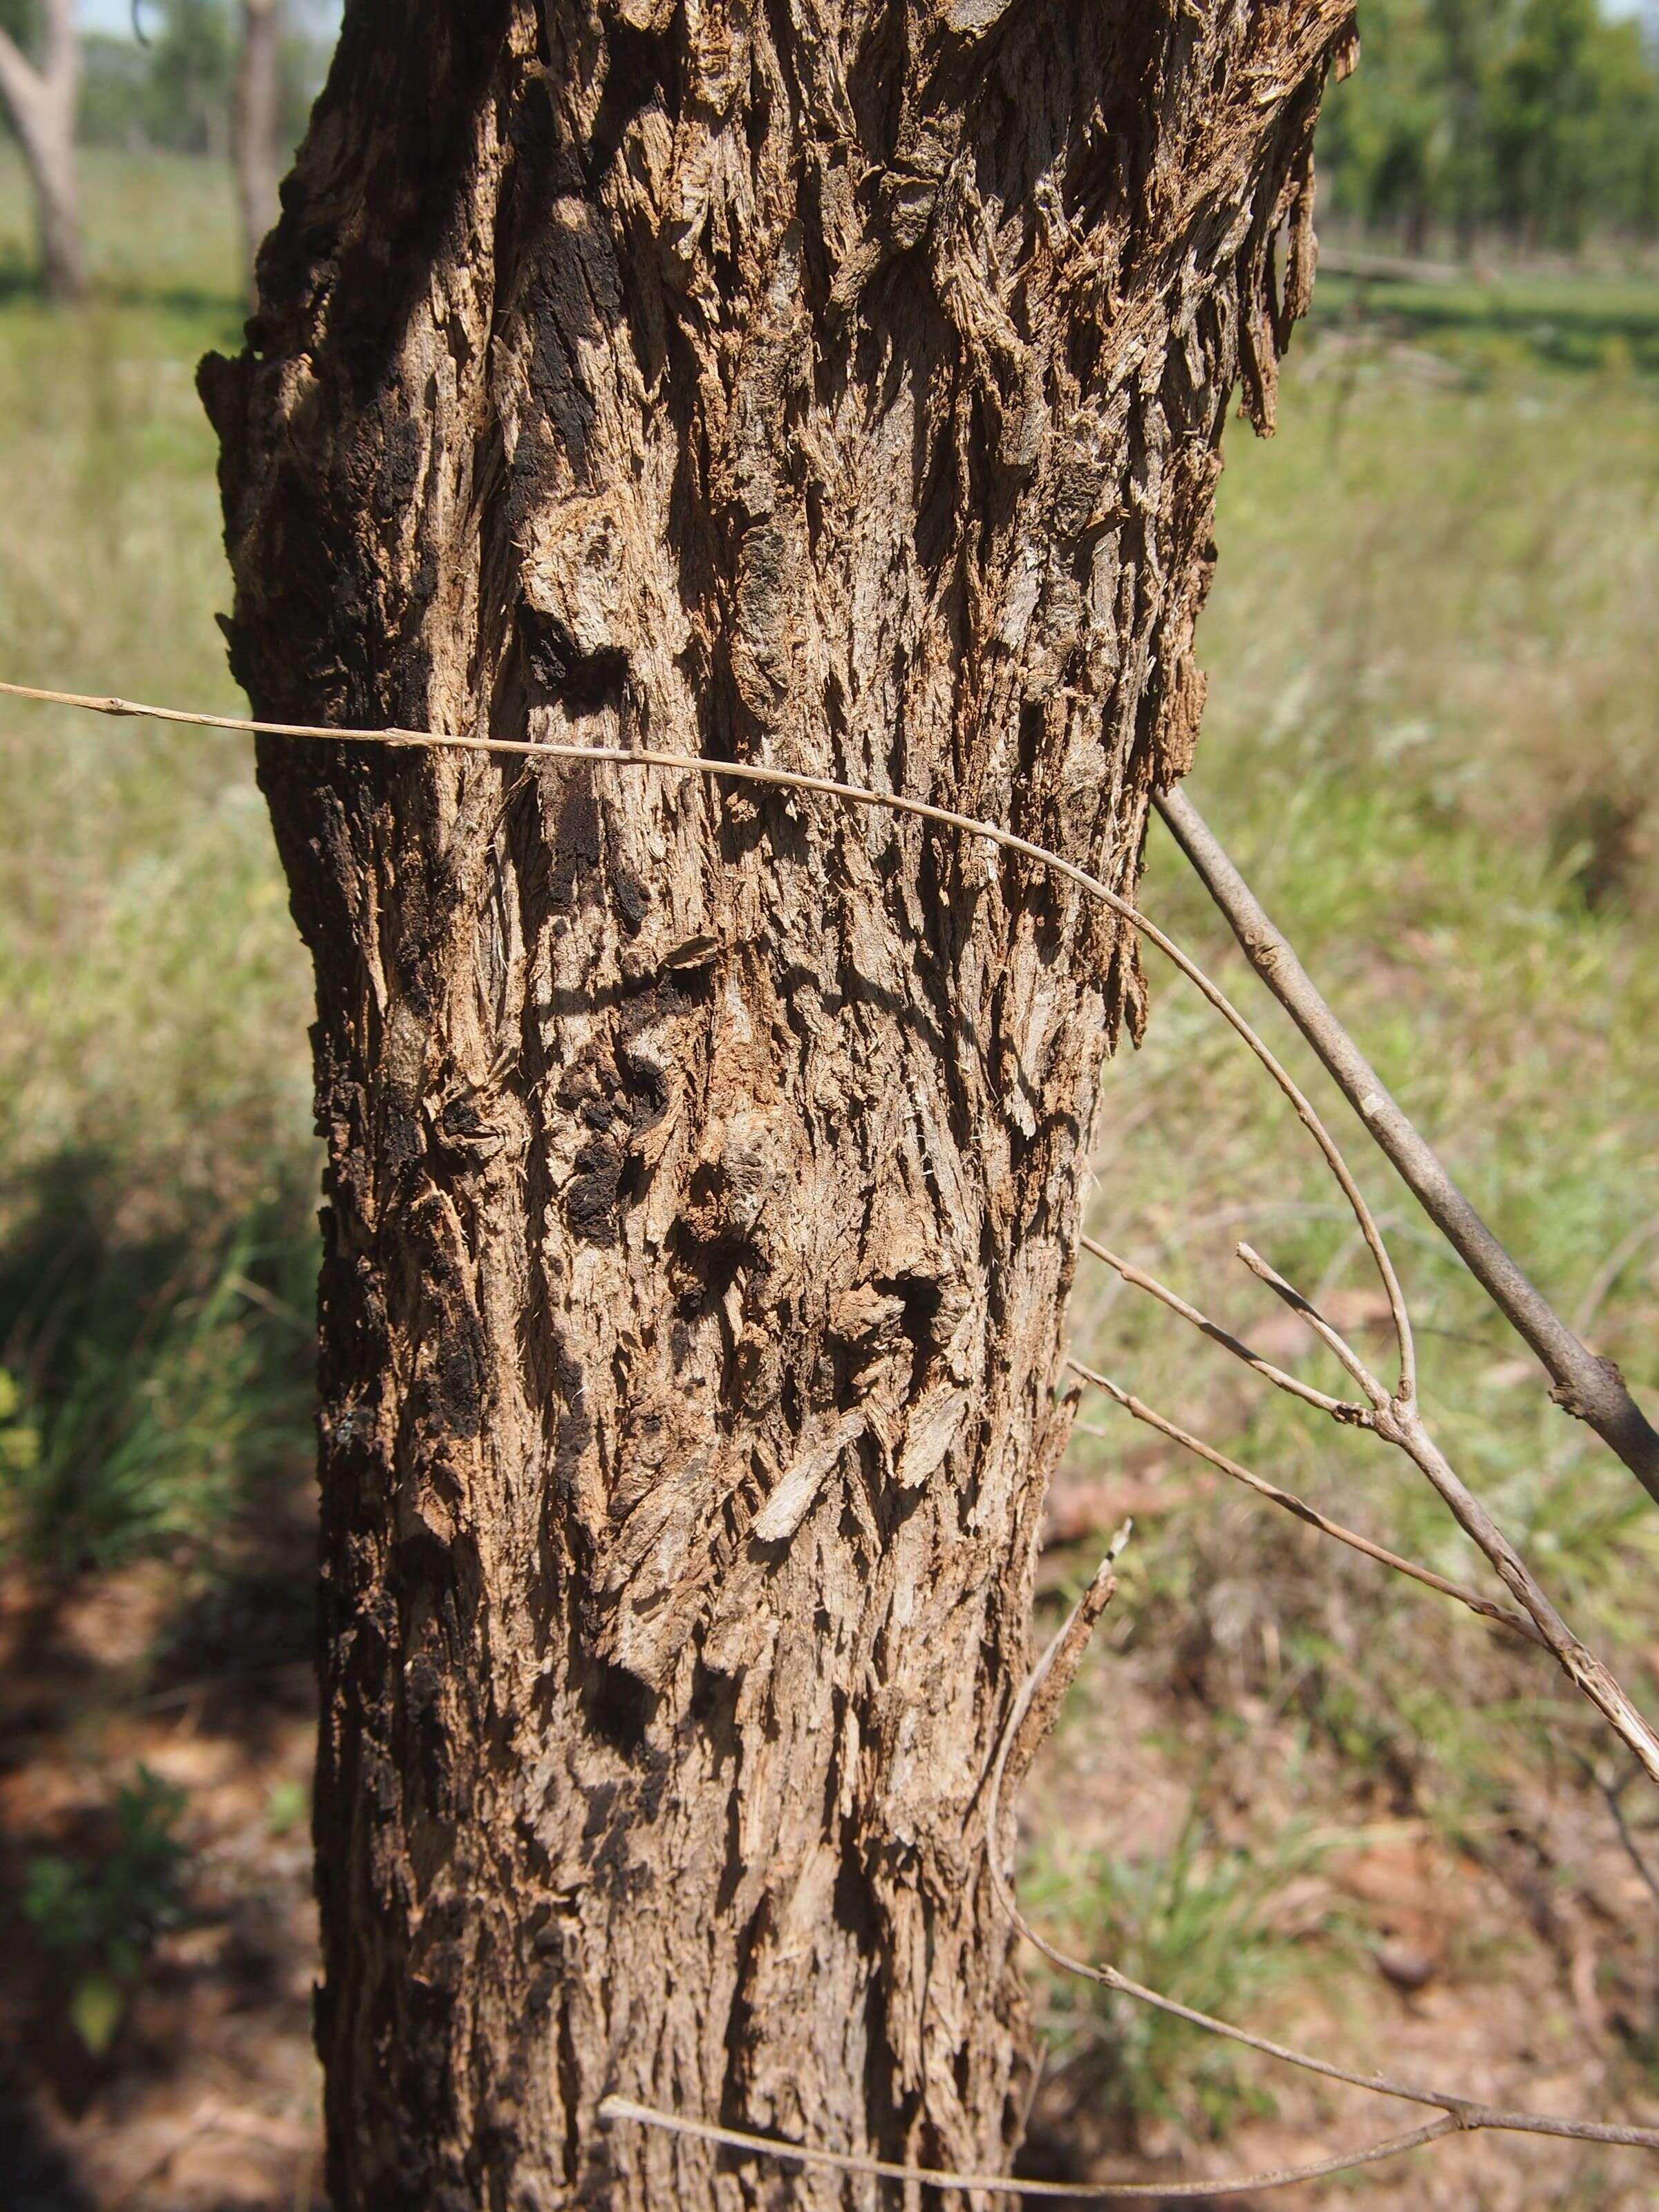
[0, 0, 84, 304]
[233, 0, 283, 301]
[201, 3, 1350, 2203]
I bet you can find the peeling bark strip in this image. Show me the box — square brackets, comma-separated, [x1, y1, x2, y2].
[201, 3, 1351, 2203]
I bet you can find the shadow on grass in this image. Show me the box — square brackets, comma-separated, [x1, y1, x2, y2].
[0, 258, 246, 347]
[1314, 270, 1659, 377]
[0, 1146, 317, 1578]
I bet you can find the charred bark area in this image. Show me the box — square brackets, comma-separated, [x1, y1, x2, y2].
[202, 2, 1350, 2204]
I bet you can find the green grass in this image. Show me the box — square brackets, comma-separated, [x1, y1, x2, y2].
[0, 149, 313, 1572]
[1046, 265, 1659, 2150]
[1025, 1802, 1352, 2143]
[1317, 266, 1659, 378]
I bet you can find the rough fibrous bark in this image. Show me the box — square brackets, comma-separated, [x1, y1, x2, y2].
[234, 0, 284, 302]
[0, 0, 84, 304]
[201, 2, 1351, 2204]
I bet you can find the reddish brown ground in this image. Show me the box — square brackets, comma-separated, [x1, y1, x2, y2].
[3, 1459, 1656, 2209]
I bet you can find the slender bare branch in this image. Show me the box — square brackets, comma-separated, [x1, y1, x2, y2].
[1374, 1396, 1659, 1784]
[1226, 1241, 1659, 1780]
[7, 677, 1656, 1778]
[0, 678, 1416, 1404]
[597, 2094, 1461, 2198]
[1154, 782, 1659, 1506]
[1236, 1239, 1390, 1407]
[1065, 1357, 1541, 1644]
[9, 679, 1659, 2174]
[1082, 1233, 1367, 1421]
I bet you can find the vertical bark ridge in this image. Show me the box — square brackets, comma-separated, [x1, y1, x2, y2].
[201, 3, 1351, 2204]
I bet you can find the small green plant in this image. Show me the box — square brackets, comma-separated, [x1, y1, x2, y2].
[265, 1777, 308, 1838]
[1028, 1804, 1344, 2143]
[22, 1766, 189, 2054]
[0, 1367, 41, 1555]
[0, 1190, 315, 1573]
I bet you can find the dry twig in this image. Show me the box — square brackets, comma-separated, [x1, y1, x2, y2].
[1064, 1356, 1540, 1642]
[982, 1550, 1659, 2173]
[1082, 1233, 1365, 1420]
[595, 2092, 1459, 2199]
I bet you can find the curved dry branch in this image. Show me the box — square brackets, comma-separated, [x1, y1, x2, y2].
[1236, 1240, 1390, 1407]
[6, 676, 1656, 1777]
[1081, 1233, 1366, 1421]
[596, 2093, 1460, 2198]
[8, 677, 1659, 2178]
[0, 677, 1416, 1400]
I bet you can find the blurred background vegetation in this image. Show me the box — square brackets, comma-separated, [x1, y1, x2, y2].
[1, 0, 330, 161]
[1322, 0, 1659, 249]
[0, 6, 1657, 2209]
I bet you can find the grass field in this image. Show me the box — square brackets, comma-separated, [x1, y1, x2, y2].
[1, 147, 1657, 2209]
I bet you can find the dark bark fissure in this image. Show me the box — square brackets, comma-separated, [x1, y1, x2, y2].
[203, 2, 1350, 2204]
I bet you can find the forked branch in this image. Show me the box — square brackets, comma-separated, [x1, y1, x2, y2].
[1064, 1356, 1540, 1642]
[1154, 784, 1659, 1505]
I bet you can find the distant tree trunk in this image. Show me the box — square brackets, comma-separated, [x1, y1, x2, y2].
[0, 0, 82, 303]
[203, 3, 1351, 2204]
[232, 0, 282, 300]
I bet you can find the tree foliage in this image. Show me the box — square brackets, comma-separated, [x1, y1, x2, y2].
[1320, 0, 1659, 247]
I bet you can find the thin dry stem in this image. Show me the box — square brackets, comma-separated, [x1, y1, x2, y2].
[0, 678, 1415, 1402]
[596, 2094, 1459, 2198]
[1155, 783, 1659, 1505]
[8, 677, 1656, 1776]
[984, 1557, 1659, 2165]
[1078, 1226, 1658, 1768]
[1376, 1398, 1659, 1785]
[1228, 1241, 1659, 1781]
[1064, 1356, 1541, 1643]
[1235, 1239, 1389, 1405]
[10, 677, 1659, 2155]
[1082, 1233, 1365, 1420]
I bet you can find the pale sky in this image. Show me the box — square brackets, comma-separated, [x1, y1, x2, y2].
[78, 0, 341, 35]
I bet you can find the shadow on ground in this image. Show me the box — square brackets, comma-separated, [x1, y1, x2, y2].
[0, 1149, 324, 2211]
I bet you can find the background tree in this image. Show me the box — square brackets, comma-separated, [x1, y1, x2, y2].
[1488, 0, 1659, 248]
[1318, 0, 1659, 248]
[142, 0, 232, 157]
[0, 0, 82, 301]
[232, 0, 281, 295]
[203, 1, 1353, 2204]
